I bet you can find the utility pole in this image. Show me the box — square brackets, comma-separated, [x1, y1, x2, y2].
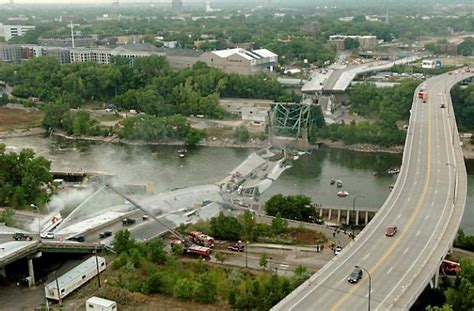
[54, 271, 62, 306]
[94, 245, 101, 288]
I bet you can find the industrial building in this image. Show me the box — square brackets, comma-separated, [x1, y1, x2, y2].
[0, 23, 35, 41]
[219, 98, 272, 125]
[328, 35, 378, 50]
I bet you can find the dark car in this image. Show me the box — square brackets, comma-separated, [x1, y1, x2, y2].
[69, 235, 85, 242]
[385, 225, 398, 237]
[348, 268, 363, 284]
[122, 218, 136, 226]
[13, 233, 32, 241]
[227, 243, 245, 252]
[99, 231, 112, 239]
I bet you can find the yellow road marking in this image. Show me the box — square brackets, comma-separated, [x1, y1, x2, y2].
[331, 95, 433, 311]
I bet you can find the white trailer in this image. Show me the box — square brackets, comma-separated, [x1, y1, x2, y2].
[86, 296, 117, 311]
[45, 256, 106, 301]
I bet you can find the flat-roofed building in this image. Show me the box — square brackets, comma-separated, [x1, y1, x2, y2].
[328, 35, 378, 50]
[39, 36, 96, 47]
[0, 23, 35, 41]
[0, 44, 22, 63]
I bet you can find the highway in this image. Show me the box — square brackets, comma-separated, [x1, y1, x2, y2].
[273, 69, 472, 310]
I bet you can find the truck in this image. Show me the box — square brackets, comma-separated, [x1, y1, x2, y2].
[188, 231, 215, 248]
[45, 256, 106, 301]
[170, 239, 212, 260]
[418, 91, 428, 102]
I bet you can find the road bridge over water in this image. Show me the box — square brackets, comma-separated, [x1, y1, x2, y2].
[273, 70, 473, 310]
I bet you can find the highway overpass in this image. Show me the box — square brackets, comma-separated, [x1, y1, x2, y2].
[273, 69, 473, 310]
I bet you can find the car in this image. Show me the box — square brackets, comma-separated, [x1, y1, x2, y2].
[385, 225, 398, 237]
[142, 214, 149, 220]
[347, 268, 363, 283]
[440, 104, 446, 108]
[99, 231, 112, 239]
[334, 245, 343, 255]
[69, 235, 85, 242]
[227, 243, 245, 252]
[40, 232, 54, 239]
[13, 233, 32, 241]
[122, 218, 136, 226]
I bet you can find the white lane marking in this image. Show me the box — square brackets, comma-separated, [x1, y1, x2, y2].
[362, 253, 371, 261]
[416, 230, 421, 236]
[431, 201, 435, 207]
[407, 196, 411, 202]
[387, 267, 393, 275]
[435, 189, 438, 195]
[403, 248, 409, 254]
[397, 213, 402, 219]
[425, 215, 429, 220]
[437, 178, 439, 184]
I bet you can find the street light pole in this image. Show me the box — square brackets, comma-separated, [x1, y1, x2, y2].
[352, 195, 366, 240]
[355, 265, 371, 311]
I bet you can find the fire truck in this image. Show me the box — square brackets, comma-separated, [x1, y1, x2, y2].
[418, 91, 428, 102]
[170, 239, 211, 260]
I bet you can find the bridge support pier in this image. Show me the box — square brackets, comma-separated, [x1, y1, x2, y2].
[27, 258, 35, 287]
[328, 209, 332, 221]
[355, 210, 359, 226]
[365, 211, 369, 225]
[346, 209, 350, 225]
[0, 267, 6, 278]
[337, 209, 341, 223]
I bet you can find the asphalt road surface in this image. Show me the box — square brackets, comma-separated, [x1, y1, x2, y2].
[273, 70, 472, 310]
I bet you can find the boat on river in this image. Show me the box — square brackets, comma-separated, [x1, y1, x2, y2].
[337, 191, 349, 198]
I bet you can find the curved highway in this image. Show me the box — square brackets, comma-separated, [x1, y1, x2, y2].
[273, 69, 473, 310]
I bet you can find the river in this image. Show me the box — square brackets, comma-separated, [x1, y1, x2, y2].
[0, 135, 472, 234]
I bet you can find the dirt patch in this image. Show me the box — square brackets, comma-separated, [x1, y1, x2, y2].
[0, 107, 43, 131]
[288, 228, 328, 245]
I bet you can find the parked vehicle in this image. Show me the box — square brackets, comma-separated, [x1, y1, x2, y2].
[189, 231, 215, 248]
[385, 225, 398, 237]
[122, 218, 136, 226]
[99, 231, 112, 239]
[142, 214, 149, 220]
[45, 256, 106, 301]
[69, 235, 85, 242]
[13, 233, 32, 241]
[347, 268, 363, 283]
[337, 191, 349, 198]
[227, 242, 245, 252]
[334, 246, 343, 255]
[440, 103, 446, 108]
[40, 232, 55, 239]
[336, 180, 343, 187]
[170, 240, 212, 260]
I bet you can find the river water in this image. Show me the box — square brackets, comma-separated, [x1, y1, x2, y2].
[0, 135, 472, 234]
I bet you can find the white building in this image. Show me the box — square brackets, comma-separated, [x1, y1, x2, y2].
[86, 297, 117, 311]
[0, 23, 35, 41]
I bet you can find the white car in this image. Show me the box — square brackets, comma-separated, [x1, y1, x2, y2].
[40, 232, 54, 239]
[334, 246, 343, 255]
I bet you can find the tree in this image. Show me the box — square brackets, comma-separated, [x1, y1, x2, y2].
[259, 252, 268, 269]
[210, 212, 242, 240]
[344, 37, 360, 50]
[271, 213, 288, 235]
[444, 260, 474, 310]
[41, 101, 70, 132]
[112, 229, 135, 254]
[265, 194, 318, 223]
[215, 251, 226, 263]
[458, 38, 474, 56]
[239, 211, 256, 241]
[173, 278, 195, 300]
[194, 273, 218, 304]
[0, 208, 15, 226]
[233, 125, 250, 143]
[147, 239, 167, 265]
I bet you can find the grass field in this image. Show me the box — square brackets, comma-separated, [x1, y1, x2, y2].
[0, 107, 43, 131]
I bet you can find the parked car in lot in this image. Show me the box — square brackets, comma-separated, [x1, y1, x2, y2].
[40, 232, 55, 239]
[142, 214, 149, 220]
[99, 231, 112, 239]
[227, 242, 245, 252]
[13, 233, 32, 241]
[385, 225, 398, 237]
[69, 235, 85, 242]
[334, 245, 343, 255]
[347, 268, 363, 283]
[122, 218, 136, 226]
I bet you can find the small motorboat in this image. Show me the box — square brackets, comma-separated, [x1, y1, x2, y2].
[337, 191, 349, 198]
[336, 180, 343, 187]
[330, 179, 336, 185]
[178, 152, 185, 158]
[387, 168, 400, 174]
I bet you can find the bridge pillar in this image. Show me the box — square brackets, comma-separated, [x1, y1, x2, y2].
[319, 208, 323, 219]
[355, 210, 360, 226]
[434, 268, 440, 289]
[365, 211, 369, 225]
[27, 258, 35, 287]
[337, 209, 341, 223]
[346, 209, 350, 225]
[328, 209, 332, 221]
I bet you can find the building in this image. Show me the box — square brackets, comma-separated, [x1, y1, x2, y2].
[200, 48, 278, 75]
[39, 36, 96, 48]
[0, 44, 22, 63]
[86, 297, 117, 311]
[328, 35, 378, 50]
[0, 24, 35, 41]
[42, 47, 71, 64]
[70, 44, 162, 65]
[162, 49, 204, 69]
[172, 0, 183, 16]
[219, 98, 272, 125]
